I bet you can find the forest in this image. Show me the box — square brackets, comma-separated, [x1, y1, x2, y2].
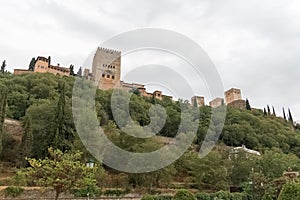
[1, 72, 300, 200]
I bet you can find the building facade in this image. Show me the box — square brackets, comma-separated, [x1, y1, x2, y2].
[92, 47, 121, 90]
[225, 88, 242, 105]
[191, 96, 205, 107]
[209, 98, 225, 108]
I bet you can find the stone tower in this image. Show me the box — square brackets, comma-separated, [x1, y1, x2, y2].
[191, 96, 205, 107]
[92, 47, 121, 90]
[225, 88, 242, 105]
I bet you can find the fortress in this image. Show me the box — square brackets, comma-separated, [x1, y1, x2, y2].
[84, 47, 172, 100]
[14, 56, 70, 76]
[13, 47, 247, 108]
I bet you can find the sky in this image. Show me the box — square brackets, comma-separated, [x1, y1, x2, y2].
[0, 0, 300, 120]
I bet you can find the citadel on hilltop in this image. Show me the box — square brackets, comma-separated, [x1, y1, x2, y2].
[14, 56, 70, 76]
[13, 47, 247, 109]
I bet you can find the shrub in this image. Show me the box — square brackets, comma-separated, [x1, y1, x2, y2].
[5, 187, 24, 197]
[278, 182, 300, 200]
[153, 195, 173, 200]
[141, 194, 155, 200]
[72, 187, 101, 197]
[196, 192, 211, 200]
[174, 189, 196, 200]
[103, 188, 130, 197]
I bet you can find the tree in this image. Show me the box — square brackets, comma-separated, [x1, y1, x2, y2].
[69, 64, 75, 76]
[173, 189, 196, 200]
[288, 108, 294, 125]
[246, 98, 251, 110]
[272, 106, 276, 116]
[28, 58, 36, 71]
[278, 182, 300, 200]
[283, 108, 287, 121]
[1, 60, 6, 74]
[264, 108, 267, 116]
[26, 148, 98, 200]
[52, 81, 74, 151]
[77, 67, 82, 77]
[0, 84, 8, 154]
[193, 96, 198, 108]
[267, 105, 271, 115]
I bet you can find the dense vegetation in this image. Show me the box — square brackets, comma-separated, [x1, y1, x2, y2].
[1, 72, 300, 199]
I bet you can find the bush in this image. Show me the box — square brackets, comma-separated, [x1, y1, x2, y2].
[196, 191, 249, 200]
[5, 187, 24, 197]
[142, 194, 155, 200]
[196, 192, 211, 200]
[153, 195, 173, 200]
[174, 189, 196, 200]
[103, 188, 130, 197]
[278, 182, 300, 200]
[72, 187, 101, 197]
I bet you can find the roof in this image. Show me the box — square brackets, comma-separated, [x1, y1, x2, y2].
[231, 145, 261, 156]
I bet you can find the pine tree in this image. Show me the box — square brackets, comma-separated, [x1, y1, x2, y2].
[69, 64, 75, 76]
[76, 67, 82, 77]
[28, 57, 36, 71]
[283, 108, 287, 121]
[288, 108, 294, 125]
[263, 108, 267, 116]
[267, 105, 271, 115]
[193, 96, 198, 108]
[1, 60, 6, 74]
[272, 106, 276, 116]
[0, 85, 8, 154]
[246, 98, 251, 110]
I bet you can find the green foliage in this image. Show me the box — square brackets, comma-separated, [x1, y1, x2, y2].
[278, 182, 300, 200]
[5, 186, 24, 197]
[173, 189, 196, 200]
[1, 60, 6, 73]
[142, 194, 155, 200]
[0, 84, 7, 154]
[246, 99, 251, 110]
[26, 148, 98, 200]
[103, 188, 130, 197]
[196, 191, 249, 200]
[28, 57, 36, 71]
[71, 187, 101, 197]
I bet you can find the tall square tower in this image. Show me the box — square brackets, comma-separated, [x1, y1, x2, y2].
[92, 47, 121, 90]
[225, 88, 242, 105]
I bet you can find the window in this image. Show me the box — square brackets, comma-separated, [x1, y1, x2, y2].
[107, 75, 110, 78]
[102, 74, 105, 78]
[112, 76, 115, 79]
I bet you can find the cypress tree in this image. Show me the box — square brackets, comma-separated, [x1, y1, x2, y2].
[267, 105, 271, 115]
[28, 57, 36, 71]
[263, 108, 267, 116]
[272, 106, 276, 116]
[69, 64, 75, 76]
[1, 60, 6, 74]
[76, 67, 82, 77]
[283, 108, 287, 121]
[0, 85, 8, 154]
[288, 108, 294, 125]
[53, 81, 67, 151]
[246, 98, 251, 110]
[193, 96, 198, 108]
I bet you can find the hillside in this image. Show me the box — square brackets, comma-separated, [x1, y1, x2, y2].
[1, 72, 300, 199]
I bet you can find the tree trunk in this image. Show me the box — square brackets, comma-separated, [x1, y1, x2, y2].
[55, 191, 60, 200]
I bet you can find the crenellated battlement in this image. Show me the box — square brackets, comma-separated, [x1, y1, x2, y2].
[97, 47, 121, 55]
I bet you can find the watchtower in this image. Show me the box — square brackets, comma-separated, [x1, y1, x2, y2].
[92, 47, 121, 90]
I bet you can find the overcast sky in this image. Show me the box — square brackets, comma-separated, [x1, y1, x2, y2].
[1, 0, 300, 120]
